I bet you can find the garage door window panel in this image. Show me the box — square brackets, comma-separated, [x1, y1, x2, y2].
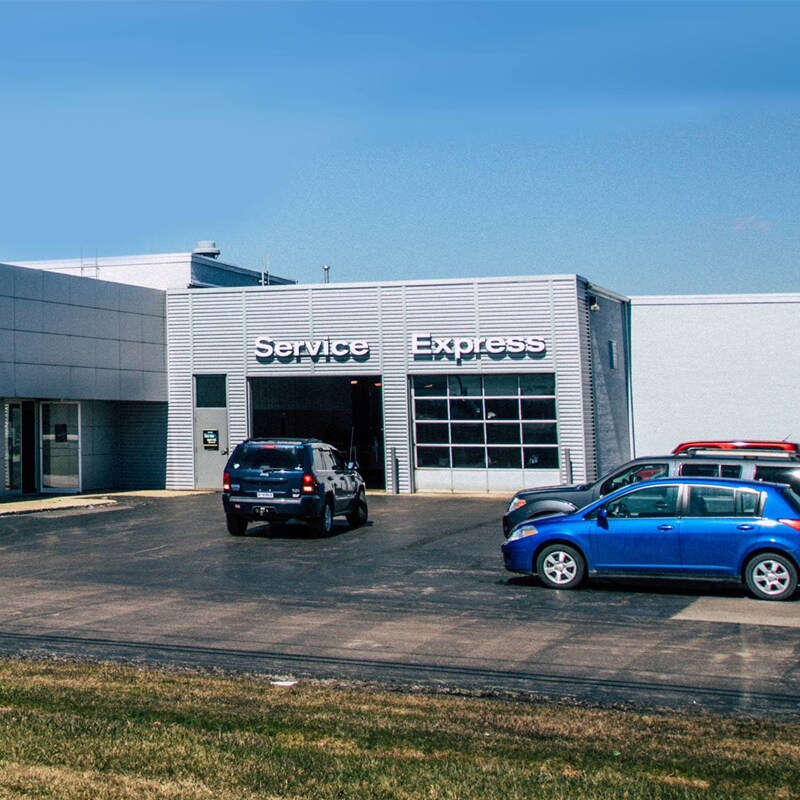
[411, 372, 558, 470]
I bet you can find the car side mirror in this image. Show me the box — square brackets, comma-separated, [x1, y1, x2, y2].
[597, 506, 609, 529]
[347, 461, 359, 471]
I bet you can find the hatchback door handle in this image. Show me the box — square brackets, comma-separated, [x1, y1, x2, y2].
[657, 525, 675, 531]
[737, 524, 755, 531]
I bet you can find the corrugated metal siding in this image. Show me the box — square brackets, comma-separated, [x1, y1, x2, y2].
[190, 292, 248, 449]
[576, 281, 597, 482]
[166, 275, 616, 492]
[549, 277, 594, 484]
[166, 293, 194, 488]
[378, 285, 412, 492]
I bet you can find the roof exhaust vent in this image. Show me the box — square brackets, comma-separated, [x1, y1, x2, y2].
[193, 240, 221, 259]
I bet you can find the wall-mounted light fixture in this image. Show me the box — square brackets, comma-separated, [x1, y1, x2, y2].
[588, 295, 600, 312]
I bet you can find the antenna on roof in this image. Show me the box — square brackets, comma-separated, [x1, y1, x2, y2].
[323, 264, 331, 284]
[260, 254, 271, 287]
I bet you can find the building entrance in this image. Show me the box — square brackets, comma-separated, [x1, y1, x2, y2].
[250, 376, 385, 488]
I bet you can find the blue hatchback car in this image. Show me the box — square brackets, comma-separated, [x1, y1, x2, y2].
[502, 477, 800, 601]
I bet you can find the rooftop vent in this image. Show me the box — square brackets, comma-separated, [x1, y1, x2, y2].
[193, 240, 221, 258]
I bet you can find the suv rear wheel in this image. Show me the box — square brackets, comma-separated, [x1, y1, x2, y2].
[226, 514, 248, 536]
[313, 498, 334, 536]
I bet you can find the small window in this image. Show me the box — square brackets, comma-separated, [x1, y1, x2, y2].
[486, 424, 521, 444]
[195, 375, 226, 408]
[450, 398, 484, 420]
[524, 447, 559, 469]
[451, 424, 484, 444]
[417, 447, 451, 468]
[416, 423, 450, 444]
[522, 423, 558, 444]
[237, 445, 303, 471]
[488, 447, 522, 469]
[600, 463, 669, 496]
[609, 340, 619, 370]
[681, 463, 721, 478]
[484, 375, 519, 396]
[607, 485, 679, 518]
[737, 490, 760, 516]
[485, 399, 519, 420]
[521, 398, 556, 420]
[520, 374, 555, 396]
[448, 375, 481, 397]
[413, 376, 448, 396]
[452, 447, 486, 468]
[328, 450, 346, 470]
[755, 466, 800, 493]
[415, 399, 449, 421]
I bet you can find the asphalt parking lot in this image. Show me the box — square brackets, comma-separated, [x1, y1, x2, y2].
[0, 491, 798, 717]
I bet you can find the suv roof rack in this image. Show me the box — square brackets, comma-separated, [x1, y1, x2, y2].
[672, 440, 800, 457]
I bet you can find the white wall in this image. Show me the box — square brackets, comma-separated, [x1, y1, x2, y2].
[631, 294, 800, 456]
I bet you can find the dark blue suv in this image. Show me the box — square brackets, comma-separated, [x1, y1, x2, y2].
[222, 438, 368, 536]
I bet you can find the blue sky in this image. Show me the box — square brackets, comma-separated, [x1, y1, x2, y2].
[1, 1, 798, 294]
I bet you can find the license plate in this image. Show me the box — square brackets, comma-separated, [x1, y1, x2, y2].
[257, 491, 274, 499]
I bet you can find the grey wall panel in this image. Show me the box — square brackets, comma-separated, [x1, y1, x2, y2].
[588, 293, 632, 475]
[117, 402, 168, 489]
[1, 262, 166, 402]
[80, 401, 119, 491]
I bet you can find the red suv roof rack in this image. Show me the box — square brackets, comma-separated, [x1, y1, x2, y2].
[672, 440, 800, 455]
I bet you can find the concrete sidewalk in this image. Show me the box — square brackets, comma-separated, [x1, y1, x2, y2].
[0, 490, 212, 516]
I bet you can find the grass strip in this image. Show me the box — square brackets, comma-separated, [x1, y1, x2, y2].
[0, 657, 797, 799]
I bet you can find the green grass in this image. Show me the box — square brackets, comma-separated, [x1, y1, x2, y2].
[0, 658, 797, 799]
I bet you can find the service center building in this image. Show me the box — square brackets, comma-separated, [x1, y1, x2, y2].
[165, 274, 631, 493]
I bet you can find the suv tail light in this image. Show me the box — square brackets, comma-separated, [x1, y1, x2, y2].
[302, 473, 318, 494]
[223, 471, 231, 492]
[778, 519, 800, 531]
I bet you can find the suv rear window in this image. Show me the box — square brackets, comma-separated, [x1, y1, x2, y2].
[235, 445, 304, 470]
[754, 466, 800, 493]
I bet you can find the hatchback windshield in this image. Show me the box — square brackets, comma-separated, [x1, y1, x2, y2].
[235, 445, 304, 470]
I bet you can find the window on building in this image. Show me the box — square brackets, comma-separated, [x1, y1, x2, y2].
[411, 373, 558, 470]
[608, 340, 619, 370]
[195, 375, 227, 408]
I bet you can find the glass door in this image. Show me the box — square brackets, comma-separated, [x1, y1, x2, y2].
[40, 402, 81, 493]
[4, 402, 22, 492]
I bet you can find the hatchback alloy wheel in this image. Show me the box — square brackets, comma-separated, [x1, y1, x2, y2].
[746, 553, 798, 600]
[535, 544, 585, 590]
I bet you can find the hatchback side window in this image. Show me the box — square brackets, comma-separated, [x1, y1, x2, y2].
[737, 489, 761, 516]
[606, 485, 679, 518]
[600, 463, 669, 496]
[687, 486, 735, 517]
[686, 486, 760, 517]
